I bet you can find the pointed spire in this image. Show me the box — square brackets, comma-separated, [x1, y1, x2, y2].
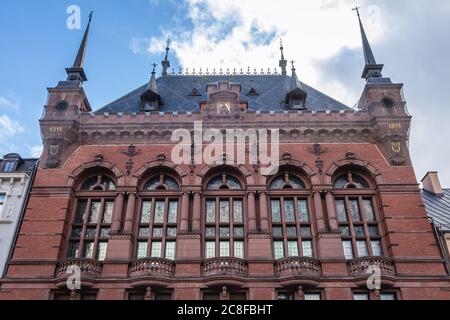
[161, 39, 171, 76]
[149, 63, 159, 94]
[286, 61, 307, 109]
[141, 63, 162, 110]
[290, 61, 303, 91]
[279, 39, 288, 76]
[353, 6, 384, 80]
[66, 11, 93, 83]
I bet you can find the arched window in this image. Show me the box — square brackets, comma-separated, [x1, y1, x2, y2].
[333, 171, 383, 260]
[67, 173, 117, 261]
[136, 173, 181, 261]
[269, 171, 314, 260]
[204, 173, 246, 259]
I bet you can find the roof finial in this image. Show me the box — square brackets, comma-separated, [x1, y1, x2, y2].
[353, 6, 384, 80]
[66, 11, 93, 82]
[290, 60, 296, 72]
[162, 39, 171, 76]
[279, 38, 288, 76]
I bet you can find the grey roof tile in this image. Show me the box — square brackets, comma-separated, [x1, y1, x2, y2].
[422, 189, 450, 232]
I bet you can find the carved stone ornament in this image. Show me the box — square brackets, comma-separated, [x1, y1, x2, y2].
[46, 140, 63, 169]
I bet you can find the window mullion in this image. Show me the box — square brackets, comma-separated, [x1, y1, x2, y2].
[230, 197, 234, 258]
[162, 198, 169, 259]
[344, 196, 358, 258]
[79, 198, 92, 258]
[359, 196, 374, 256]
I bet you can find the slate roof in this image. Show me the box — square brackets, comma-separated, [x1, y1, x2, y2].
[422, 189, 450, 232]
[96, 75, 350, 113]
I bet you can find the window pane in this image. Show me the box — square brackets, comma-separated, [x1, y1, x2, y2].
[271, 200, 281, 223]
[335, 200, 348, 222]
[363, 199, 376, 221]
[165, 177, 180, 191]
[89, 201, 101, 224]
[220, 201, 230, 223]
[168, 201, 178, 224]
[100, 228, 110, 238]
[343, 241, 354, 260]
[165, 242, 176, 260]
[349, 199, 361, 222]
[301, 227, 312, 238]
[272, 227, 283, 237]
[71, 228, 82, 238]
[234, 241, 244, 259]
[68, 242, 80, 258]
[380, 293, 396, 301]
[151, 242, 162, 258]
[274, 241, 285, 260]
[304, 294, 321, 301]
[74, 200, 87, 224]
[371, 240, 383, 257]
[141, 201, 152, 224]
[84, 242, 94, 259]
[86, 228, 96, 239]
[357, 241, 369, 257]
[153, 228, 163, 238]
[206, 227, 216, 238]
[206, 242, 216, 259]
[288, 241, 299, 257]
[286, 227, 297, 237]
[206, 201, 216, 223]
[278, 293, 294, 300]
[139, 228, 149, 238]
[167, 228, 177, 238]
[137, 242, 148, 259]
[102, 202, 114, 224]
[353, 293, 369, 301]
[220, 227, 230, 238]
[220, 241, 230, 257]
[284, 200, 296, 223]
[234, 227, 244, 238]
[302, 241, 313, 258]
[298, 200, 310, 222]
[98, 242, 108, 261]
[154, 201, 165, 224]
[340, 226, 351, 237]
[233, 200, 243, 223]
[354, 226, 365, 238]
[369, 226, 379, 237]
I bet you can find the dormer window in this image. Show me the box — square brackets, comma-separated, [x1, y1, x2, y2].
[3, 161, 16, 173]
[143, 99, 159, 111]
[292, 99, 305, 110]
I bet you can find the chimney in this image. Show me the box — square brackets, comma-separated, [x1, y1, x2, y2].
[422, 172, 444, 196]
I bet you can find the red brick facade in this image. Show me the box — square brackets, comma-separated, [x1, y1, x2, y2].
[0, 72, 450, 300]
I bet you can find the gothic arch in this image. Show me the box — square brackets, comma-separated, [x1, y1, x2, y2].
[194, 164, 254, 186]
[261, 158, 319, 186]
[66, 161, 124, 188]
[132, 160, 189, 187]
[324, 158, 383, 186]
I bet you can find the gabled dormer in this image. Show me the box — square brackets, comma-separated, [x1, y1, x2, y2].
[286, 62, 307, 110]
[141, 64, 162, 111]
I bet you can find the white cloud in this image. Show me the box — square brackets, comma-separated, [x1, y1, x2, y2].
[0, 96, 20, 110]
[0, 115, 24, 142]
[30, 145, 43, 158]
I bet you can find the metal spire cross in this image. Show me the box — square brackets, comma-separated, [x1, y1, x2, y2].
[352, 6, 361, 18]
[290, 60, 296, 70]
[152, 63, 158, 73]
[88, 11, 94, 22]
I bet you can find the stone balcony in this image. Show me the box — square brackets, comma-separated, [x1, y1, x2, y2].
[55, 258, 102, 279]
[275, 257, 322, 277]
[203, 258, 249, 278]
[347, 256, 396, 277]
[129, 258, 175, 278]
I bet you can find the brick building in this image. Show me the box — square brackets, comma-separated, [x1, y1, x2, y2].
[1, 11, 449, 300]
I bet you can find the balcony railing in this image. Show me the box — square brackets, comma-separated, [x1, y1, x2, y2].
[203, 258, 248, 277]
[347, 256, 396, 277]
[129, 258, 175, 278]
[275, 257, 322, 277]
[55, 258, 102, 278]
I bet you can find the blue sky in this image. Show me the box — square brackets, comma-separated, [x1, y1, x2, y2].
[1, 0, 450, 186]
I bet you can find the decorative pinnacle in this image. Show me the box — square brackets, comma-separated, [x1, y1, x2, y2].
[152, 63, 158, 74]
[290, 60, 296, 71]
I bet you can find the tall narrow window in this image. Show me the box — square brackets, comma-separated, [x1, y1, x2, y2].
[334, 171, 383, 260]
[269, 172, 314, 260]
[204, 173, 245, 259]
[136, 174, 181, 261]
[68, 174, 116, 261]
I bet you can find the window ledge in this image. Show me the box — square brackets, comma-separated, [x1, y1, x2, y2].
[0, 219, 13, 224]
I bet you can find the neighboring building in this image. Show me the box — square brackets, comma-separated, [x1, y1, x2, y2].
[0, 154, 37, 277]
[421, 172, 450, 270]
[1, 11, 450, 300]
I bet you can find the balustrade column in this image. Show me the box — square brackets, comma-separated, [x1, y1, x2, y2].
[259, 192, 270, 232]
[325, 191, 339, 231]
[313, 192, 326, 232]
[247, 192, 257, 232]
[180, 192, 190, 232]
[111, 193, 124, 233]
[124, 193, 137, 233]
[192, 193, 202, 232]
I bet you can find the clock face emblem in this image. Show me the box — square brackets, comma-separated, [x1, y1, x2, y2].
[217, 102, 231, 115]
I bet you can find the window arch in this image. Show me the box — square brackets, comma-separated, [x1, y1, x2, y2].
[135, 172, 181, 261]
[204, 172, 246, 259]
[333, 170, 384, 260]
[268, 171, 315, 260]
[67, 172, 117, 261]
